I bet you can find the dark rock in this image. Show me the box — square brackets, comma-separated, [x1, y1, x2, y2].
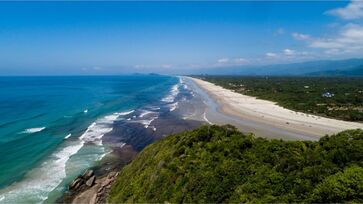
[86, 175, 96, 187]
[69, 177, 84, 191]
[82, 169, 94, 180]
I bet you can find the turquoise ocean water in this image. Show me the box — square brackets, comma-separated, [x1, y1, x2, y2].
[0, 75, 178, 203]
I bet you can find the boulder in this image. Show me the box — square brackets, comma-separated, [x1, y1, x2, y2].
[82, 169, 94, 180]
[69, 177, 84, 190]
[86, 175, 96, 187]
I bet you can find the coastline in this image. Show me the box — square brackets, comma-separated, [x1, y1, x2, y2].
[187, 77, 363, 140]
[58, 76, 205, 203]
[62, 76, 363, 203]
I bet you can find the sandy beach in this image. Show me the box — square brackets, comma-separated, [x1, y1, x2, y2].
[188, 77, 363, 140]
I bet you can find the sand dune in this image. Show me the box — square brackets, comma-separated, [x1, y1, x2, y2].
[189, 77, 363, 140]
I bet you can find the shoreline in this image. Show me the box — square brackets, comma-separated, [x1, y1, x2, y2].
[58, 145, 138, 204]
[59, 77, 205, 203]
[60, 76, 363, 203]
[187, 77, 363, 140]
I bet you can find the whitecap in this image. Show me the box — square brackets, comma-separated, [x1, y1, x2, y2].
[20, 127, 46, 134]
[139, 110, 155, 118]
[104, 110, 134, 121]
[78, 110, 133, 146]
[64, 134, 71, 139]
[131, 117, 158, 129]
[169, 102, 178, 112]
[114, 110, 134, 116]
[83, 109, 88, 113]
[0, 110, 130, 203]
[161, 80, 180, 103]
[0, 140, 84, 203]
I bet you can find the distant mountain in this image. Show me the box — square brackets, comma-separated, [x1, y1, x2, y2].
[186, 58, 363, 76]
[307, 65, 363, 76]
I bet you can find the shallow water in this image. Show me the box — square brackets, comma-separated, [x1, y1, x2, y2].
[0, 75, 180, 203]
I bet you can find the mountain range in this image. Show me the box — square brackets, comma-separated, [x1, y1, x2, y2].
[185, 58, 363, 76]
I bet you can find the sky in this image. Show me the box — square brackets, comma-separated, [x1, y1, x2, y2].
[0, 1, 362, 75]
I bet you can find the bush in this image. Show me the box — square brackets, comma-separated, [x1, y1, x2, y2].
[108, 125, 363, 203]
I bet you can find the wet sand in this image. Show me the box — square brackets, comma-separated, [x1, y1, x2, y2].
[186, 77, 363, 141]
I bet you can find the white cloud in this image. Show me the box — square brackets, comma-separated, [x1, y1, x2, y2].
[283, 49, 296, 56]
[217, 58, 230, 63]
[214, 57, 250, 66]
[292, 32, 311, 40]
[233, 58, 249, 64]
[326, 0, 363, 20]
[292, 23, 363, 55]
[265, 49, 312, 61]
[310, 24, 363, 51]
[266, 52, 278, 58]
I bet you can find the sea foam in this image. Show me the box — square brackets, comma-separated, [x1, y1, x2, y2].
[0, 140, 84, 203]
[64, 134, 72, 139]
[21, 127, 46, 134]
[79, 110, 134, 146]
[161, 77, 182, 111]
[139, 110, 155, 118]
[161, 84, 180, 103]
[0, 110, 133, 203]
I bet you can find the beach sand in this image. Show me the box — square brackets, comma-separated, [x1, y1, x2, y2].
[187, 77, 363, 141]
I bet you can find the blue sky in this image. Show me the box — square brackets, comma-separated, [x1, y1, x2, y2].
[0, 1, 362, 75]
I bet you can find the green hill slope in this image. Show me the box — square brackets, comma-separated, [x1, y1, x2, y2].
[108, 125, 363, 203]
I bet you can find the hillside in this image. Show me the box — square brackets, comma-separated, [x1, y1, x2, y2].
[108, 125, 363, 203]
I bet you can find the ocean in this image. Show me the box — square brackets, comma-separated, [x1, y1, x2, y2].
[0, 75, 197, 203]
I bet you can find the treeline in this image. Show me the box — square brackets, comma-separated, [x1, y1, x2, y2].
[200, 76, 363, 121]
[108, 125, 363, 203]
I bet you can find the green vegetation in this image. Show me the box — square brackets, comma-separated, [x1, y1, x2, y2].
[109, 125, 363, 203]
[200, 76, 363, 121]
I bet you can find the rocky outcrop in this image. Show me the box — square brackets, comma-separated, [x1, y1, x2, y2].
[69, 177, 84, 191]
[83, 169, 94, 180]
[69, 169, 95, 191]
[90, 171, 119, 204]
[69, 171, 118, 204]
[86, 176, 96, 187]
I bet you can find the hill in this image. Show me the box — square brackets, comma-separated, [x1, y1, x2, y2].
[307, 65, 363, 76]
[108, 125, 363, 203]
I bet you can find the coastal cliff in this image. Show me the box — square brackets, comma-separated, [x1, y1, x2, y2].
[108, 125, 363, 203]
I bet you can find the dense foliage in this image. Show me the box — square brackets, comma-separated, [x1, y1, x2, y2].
[109, 125, 363, 203]
[200, 76, 363, 121]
